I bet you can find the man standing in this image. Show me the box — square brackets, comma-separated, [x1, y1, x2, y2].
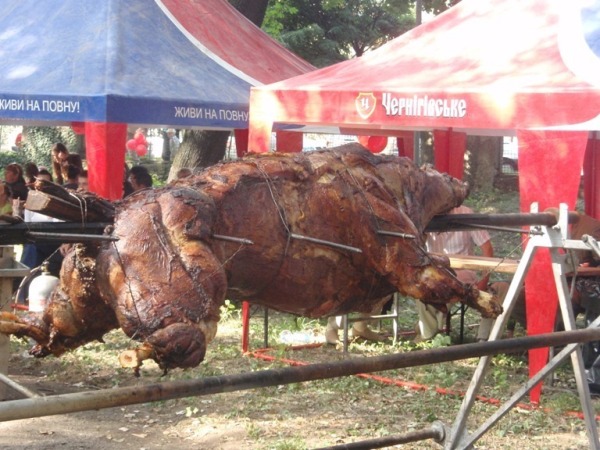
[128, 165, 153, 193]
[167, 129, 180, 161]
[415, 205, 494, 342]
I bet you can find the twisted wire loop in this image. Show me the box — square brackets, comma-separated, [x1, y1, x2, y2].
[68, 192, 88, 226]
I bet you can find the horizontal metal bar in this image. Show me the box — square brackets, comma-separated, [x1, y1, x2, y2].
[290, 233, 362, 253]
[425, 212, 578, 232]
[377, 230, 416, 239]
[458, 223, 543, 235]
[212, 234, 254, 245]
[0, 222, 111, 245]
[0, 328, 598, 423]
[26, 232, 118, 242]
[314, 421, 445, 449]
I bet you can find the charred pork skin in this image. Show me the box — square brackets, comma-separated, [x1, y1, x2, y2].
[0, 145, 501, 372]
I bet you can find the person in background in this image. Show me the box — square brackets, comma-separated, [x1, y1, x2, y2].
[4, 163, 28, 202]
[64, 154, 83, 171]
[0, 184, 13, 216]
[37, 168, 53, 182]
[20, 183, 63, 274]
[23, 162, 39, 189]
[78, 169, 89, 191]
[167, 128, 180, 161]
[128, 165, 153, 192]
[60, 154, 83, 183]
[62, 165, 81, 190]
[51, 143, 69, 185]
[415, 205, 494, 343]
[123, 164, 134, 198]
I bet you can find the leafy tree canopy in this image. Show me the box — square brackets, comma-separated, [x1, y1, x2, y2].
[421, 0, 461, 15]
[263, 0, 415, 67]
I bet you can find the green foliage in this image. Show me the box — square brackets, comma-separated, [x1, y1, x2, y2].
[21, 126, 78, 168]
[220, 299, 240, 321]
[150, 172, 166, 188]
[264, 0, 415, 66]
[0, 151, 29, 177]
[269, 437, 307, 449]
[262, 1, 298, 38]
[421, 0, 462, 15]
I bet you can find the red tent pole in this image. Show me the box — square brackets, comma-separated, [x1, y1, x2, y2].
[248, 90, 275, 153]
[433, 129, 466, 180]
[396, 131, 415, 159]
[517, 129, 588, 403]
[433, 130, 450, 174]
[234, 129, 249, 158]
[448, 131, 466, 180]
[276, 130, 303, 152]
[584, 133, 600, 219]
[241, 301, 250, 353]
[84, 122, 127, 200]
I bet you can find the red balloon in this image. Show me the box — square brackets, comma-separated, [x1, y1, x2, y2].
[135, 133, 147, 145]
[135, 144, 147, 156]
[126, 139, 138, 151]
[357, 135, 388, 153]
[357, 135, 370, 147]
[367, 136, 388, 153]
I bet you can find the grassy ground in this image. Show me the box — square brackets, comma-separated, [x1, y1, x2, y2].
[5, 298, 596, 449]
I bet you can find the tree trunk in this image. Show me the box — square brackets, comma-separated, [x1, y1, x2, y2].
[168, 131, 230, 181]
[228, 0, 268, 27]
[465, 136, 503, 191]
[161, 129, 170, 162]
[171, 0, 270, 179]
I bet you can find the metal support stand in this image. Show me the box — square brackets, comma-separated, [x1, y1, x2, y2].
[0, 246, 30, 400]
[445, 203, 600, 450]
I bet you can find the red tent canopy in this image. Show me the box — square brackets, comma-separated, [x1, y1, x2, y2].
[249, 0, 600, 403]
[249, 0, 600, 138]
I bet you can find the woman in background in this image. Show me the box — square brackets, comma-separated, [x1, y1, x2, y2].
[51, 143, 69, 185]
[4, 163, 28, 201]
[23, 162, 39, 189]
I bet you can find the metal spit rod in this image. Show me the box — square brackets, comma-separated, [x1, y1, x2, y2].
[425, 211, 579, 232]
[26, 232, 118, 242]
[0, 372, 39, 398]
[0, 328, 598, 423]
[313, 421, 445, 450]
[0, 211, 578, 246]
[290, 233, 362, 253]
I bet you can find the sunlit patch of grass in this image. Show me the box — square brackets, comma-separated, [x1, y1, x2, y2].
[267, 436, 307, 450]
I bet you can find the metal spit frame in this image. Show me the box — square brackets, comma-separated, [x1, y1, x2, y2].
[446, 203, 600, 450]
[0, 208, 598, 448]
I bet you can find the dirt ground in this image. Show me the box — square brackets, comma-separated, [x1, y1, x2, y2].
[0, 310, 597, 450]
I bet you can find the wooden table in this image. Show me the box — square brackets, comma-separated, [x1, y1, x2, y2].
[435, 253, 520, 274]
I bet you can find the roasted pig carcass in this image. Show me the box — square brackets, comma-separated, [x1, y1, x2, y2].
[0, 144, 501, 371]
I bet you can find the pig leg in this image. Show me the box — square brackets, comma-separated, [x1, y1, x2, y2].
[100, 189, 227, 372]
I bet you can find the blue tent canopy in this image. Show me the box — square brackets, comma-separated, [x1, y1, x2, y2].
[0, 0, 313, 129]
